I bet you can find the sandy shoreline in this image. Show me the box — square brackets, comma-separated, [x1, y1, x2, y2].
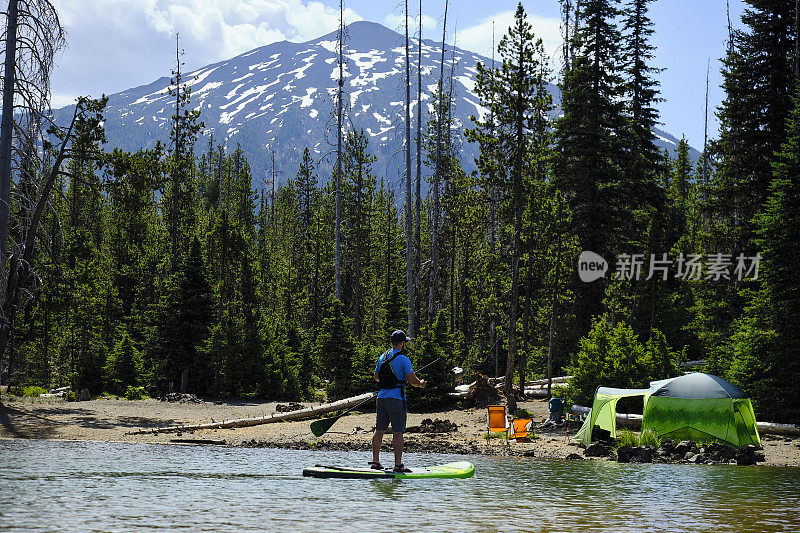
[2, 396, 798, 466]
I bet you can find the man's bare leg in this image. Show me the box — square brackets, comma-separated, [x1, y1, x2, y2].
[392, 432, 403, 466]
[372, 430, 385, 464]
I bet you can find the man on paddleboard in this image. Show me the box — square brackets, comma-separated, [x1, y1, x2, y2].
[370, 330, 426, 473]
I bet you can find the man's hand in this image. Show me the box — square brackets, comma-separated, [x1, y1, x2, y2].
[419, 379, 427, 389]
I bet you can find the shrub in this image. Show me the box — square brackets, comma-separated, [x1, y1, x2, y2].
[567, 316, 681, 406]
[104, 333, 141, 395]
[124, 386, 146, 401]
[22, 386, 48, 397]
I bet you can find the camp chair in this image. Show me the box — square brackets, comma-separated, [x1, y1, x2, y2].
[547, 397, 566, 425]
[509, 418, 532, 442]
[487, 405, 509, 443]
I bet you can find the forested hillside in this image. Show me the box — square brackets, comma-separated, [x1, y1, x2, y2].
[1, 0, 798, 423]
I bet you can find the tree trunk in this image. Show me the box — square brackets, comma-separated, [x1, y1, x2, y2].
[355, 162, 363, 336]
[428, 0, 448, 323]
[0, 0, 19, 317]
[412, 0, 423, 337]
[405, 0, 414, 335]
[334, 0, 344, 300]
[547, 195, 563, 397]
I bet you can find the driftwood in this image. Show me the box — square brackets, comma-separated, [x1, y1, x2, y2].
[456, 373, 502, 407]
[524, 376, 572, 386]
[450, 375, 572, 400]
[571, 405, 800, 436]
[127, 392, 376, 435]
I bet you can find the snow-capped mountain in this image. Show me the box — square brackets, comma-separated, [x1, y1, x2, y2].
[54, 21, 695, 189]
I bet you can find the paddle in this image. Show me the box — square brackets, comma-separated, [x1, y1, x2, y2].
[310, 356, 444, 437]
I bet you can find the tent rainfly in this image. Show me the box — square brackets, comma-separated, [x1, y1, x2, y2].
[575, 373, 761, 448]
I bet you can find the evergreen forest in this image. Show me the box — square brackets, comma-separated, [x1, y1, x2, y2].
[1, 0, 798, 424]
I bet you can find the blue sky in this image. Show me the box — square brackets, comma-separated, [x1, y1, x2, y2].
[50, 0, 745, 150]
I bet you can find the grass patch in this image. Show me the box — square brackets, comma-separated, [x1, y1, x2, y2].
[616, 429, 640, 448]
[639, 428, 661, 447]
[482, 432, 508, 440]
[615, 428, 661, 448]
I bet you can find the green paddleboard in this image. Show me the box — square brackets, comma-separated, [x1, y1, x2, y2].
[302, 461, 475, 480]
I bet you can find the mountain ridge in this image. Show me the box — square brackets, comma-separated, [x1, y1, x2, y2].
[54, 20, 698, 189]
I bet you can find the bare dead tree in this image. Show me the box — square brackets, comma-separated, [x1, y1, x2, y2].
[405, 0, 413, 335]
[1, 0, 63, 304]
[427, 0, 447, 323]
[0, 0, 66, 374]
[334, 0, 344, 300]
[412, 0, 423, 337]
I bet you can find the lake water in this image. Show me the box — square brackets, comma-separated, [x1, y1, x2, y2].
[1, 439, 799, 532]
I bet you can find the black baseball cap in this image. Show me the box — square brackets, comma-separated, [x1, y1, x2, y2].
[391, 330, 411, 344]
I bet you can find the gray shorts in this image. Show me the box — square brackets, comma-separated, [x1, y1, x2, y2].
[375, 398, 406, 433]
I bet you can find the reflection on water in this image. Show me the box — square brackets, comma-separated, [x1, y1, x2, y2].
[1, 439, 798, 532]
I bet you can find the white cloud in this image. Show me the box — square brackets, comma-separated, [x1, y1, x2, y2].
[50, 0, 363, 106]
[456, 9, 562, 67]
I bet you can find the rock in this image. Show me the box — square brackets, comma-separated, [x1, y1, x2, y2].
[523, 450, 536, 457]
[736, 445, 758, 465]
[566, 453, 583, 460]
[591, 427, 612, 443]
[674, 440, 693, 456]
[584, 442, 612, 457]
[159, 392, 203, 403]
[658, 439, 675, 455]
[754, 451, 766, 463]
[420, 418, 459, 433]
[78, 389, 91, 401]
[635, 446, 655, 463]
[275, 402, 303, 413]
[617, 445, 634, 463]
[706, 443, 736, 461]
[685, 452, 697, 462]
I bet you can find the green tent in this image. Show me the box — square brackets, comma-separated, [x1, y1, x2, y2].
[575, 373, 761, 448]
[574, 387, 648, 445]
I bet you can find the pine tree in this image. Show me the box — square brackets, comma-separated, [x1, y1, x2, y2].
[621, 0, 662, 214]
[318, 299, 357, 400]
[146, 236, 215, 393]
[553, 0, 629, 335]
[466, 3, 553, 411]
[408, 310, 454, 410]
[731, 85, 800, 423]
[104, 332, 141, 395]
[712, 0, 797, 258]
[164, 34, 204, 266]
[385, 283, 408, 333]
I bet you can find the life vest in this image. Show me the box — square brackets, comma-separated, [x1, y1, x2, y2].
[378, 350, 405, 391]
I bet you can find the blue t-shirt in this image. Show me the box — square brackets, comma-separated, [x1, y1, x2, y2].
[375, 348, 413, 400]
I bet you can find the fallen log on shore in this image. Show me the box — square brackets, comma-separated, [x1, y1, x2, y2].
[450, 375, 572, 400]
[128, 392, 376, 435]
[525, 376, 572, 386]
[570, 405, 800, 436]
